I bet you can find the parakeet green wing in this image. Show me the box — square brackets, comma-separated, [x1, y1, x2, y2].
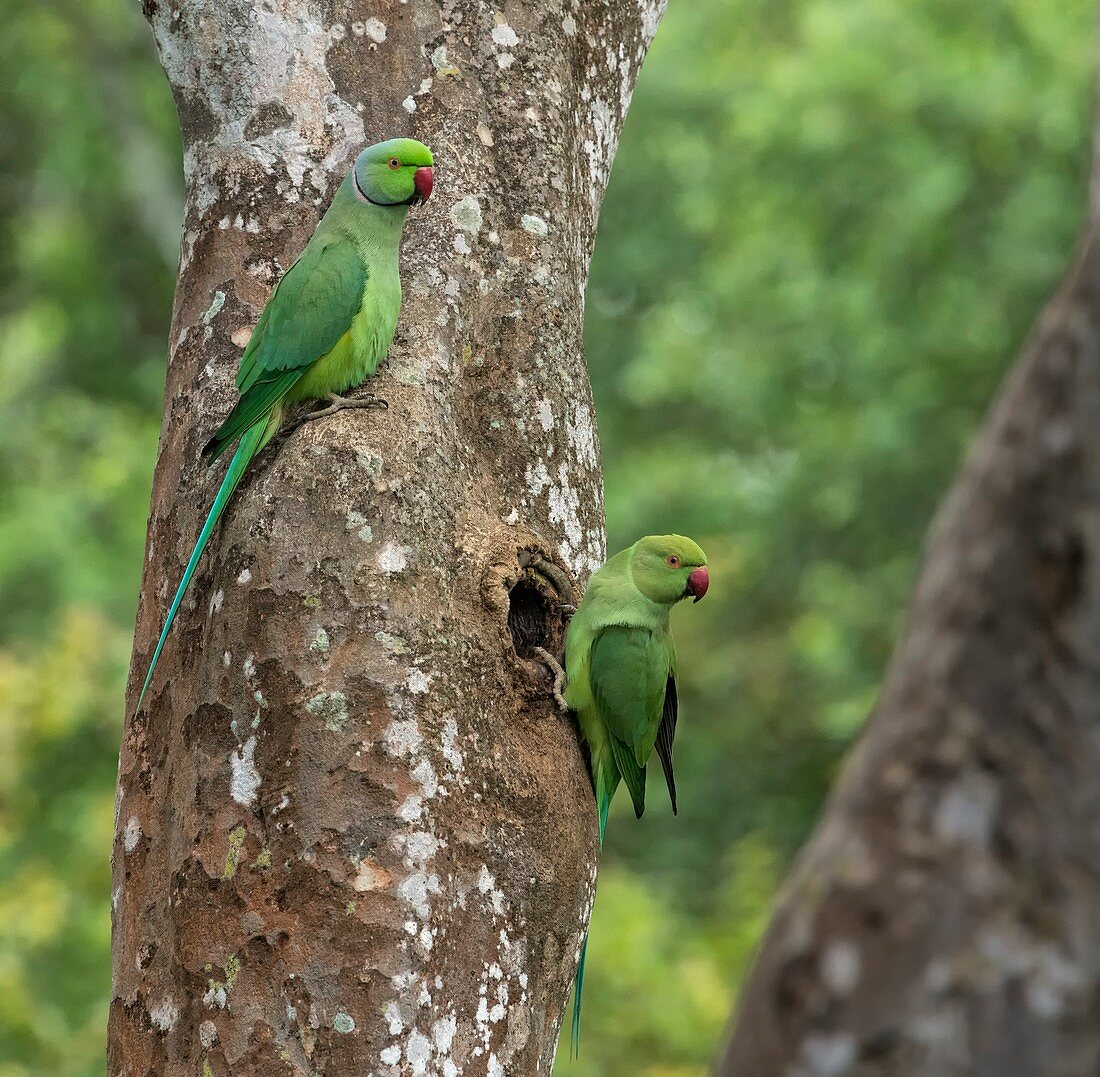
[203, 237, 368, 461]
[654, 675, 678, 813]
[589, 625, 673, 818]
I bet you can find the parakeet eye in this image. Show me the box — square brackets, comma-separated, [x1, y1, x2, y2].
[667, 555, 681, 568]
[387, 157, 401, 170]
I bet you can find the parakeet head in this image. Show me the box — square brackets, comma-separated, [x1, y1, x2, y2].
[630, 535, 709, 606]
[352, 138, 434, 207]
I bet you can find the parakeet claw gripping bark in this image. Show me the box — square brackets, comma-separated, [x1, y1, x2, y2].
[533, 646, 569, 712]
[285, 392, 389, 436]
[137, 137, 434, 708]
[561, 534, 709, 1054]
[527, 554, 577, 610]
[324, 390, 389, 411]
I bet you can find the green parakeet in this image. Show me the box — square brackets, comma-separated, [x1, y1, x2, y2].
[138, 137, 434, 706]
[563, 534, 709, 1051]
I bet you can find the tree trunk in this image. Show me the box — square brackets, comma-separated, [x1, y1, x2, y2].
[718, 164, 1100, 1077]
[110, 3, 664, 1074]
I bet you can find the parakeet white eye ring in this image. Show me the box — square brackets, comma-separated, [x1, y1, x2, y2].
[667, 555, 681, 567]
[388, 157, 401, 169]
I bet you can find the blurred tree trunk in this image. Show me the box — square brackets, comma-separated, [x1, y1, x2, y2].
[110, 3, 664, 1074]
[718, 132, 1100, 1077]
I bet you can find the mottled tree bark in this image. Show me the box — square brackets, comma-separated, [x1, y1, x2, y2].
[718, 156, 1100, 1077]
[111, 3, 663, 1074]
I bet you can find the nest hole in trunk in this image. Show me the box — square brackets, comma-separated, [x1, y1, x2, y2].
[508, 574, 568, 660]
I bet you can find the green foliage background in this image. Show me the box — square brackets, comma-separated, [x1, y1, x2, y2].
[0, 0, 1093, 1072]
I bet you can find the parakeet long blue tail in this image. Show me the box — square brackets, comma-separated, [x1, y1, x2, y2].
[570, 936, 589, 1059]
[569, 785, 613, 1058]
[137, 416, 274, 707]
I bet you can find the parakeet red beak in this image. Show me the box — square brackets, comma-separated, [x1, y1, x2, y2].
[413, 167, 434, 204]
[686, 566, 709, 603]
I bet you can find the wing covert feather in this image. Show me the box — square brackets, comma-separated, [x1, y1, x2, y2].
[203, 238, 368, 461]
[236, 237, 368, 393]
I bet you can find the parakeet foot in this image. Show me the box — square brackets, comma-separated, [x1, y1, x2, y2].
[529, 556, 577, 611]
[286, 393, 389, 434]
[534, 646, 569, 712]
[314, 391, 389, 417]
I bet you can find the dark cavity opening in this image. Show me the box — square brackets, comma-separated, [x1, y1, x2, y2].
[508, 578, 558, 659]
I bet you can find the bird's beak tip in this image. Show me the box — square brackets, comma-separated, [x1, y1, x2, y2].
[687, 565, 709, 603]
[413, 166, 434, 204]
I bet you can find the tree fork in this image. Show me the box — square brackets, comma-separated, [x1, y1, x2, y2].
[111, 3, 665, 1074]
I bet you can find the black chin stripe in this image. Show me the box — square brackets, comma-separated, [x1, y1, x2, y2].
[354, 169, 414, 207]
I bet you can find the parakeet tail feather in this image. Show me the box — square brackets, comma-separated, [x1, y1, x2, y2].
[137, 416, 274, 707]
[597, 787, 612, 846]
[570, 935, 589, 1059]
[570, 783, 613, 1057]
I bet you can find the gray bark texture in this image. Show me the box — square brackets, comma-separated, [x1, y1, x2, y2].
[718, 215, 1100, 1072]
[110, 2, 664, 1074]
